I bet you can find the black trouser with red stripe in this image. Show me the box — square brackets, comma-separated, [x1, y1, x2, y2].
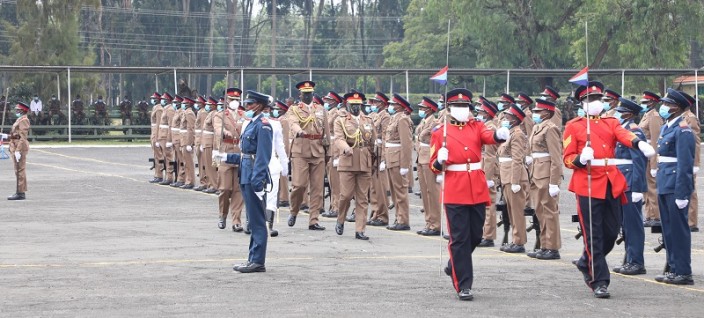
[445, 203, 485, 292]
[575, 182, 622, 289]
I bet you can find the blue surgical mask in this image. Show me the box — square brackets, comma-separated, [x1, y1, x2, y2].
[181, 103, 187, 110]
[475, 114, 485, 122]
[262, 112, 270, 118]
[370, 105, 378, 113]
[150, 99, 156, 105]
[602, 102, 611, 112]
[500, 120, 511, 129]
[364, 106, 372, 114]
[437, 102, 444, 110]
[15, 112, 22, 118]
[194, 104, 200, 110]
[531, 113, 543, 124]
[205, 105, 212, 112]
[577, 108, 586, 117]
[418, 110, 426, 118]
[614, 111, 624, 123]
[245, 110, 255, 118]
[497, 102, 505, 111]
[324, 103, 330, 110]
[273, 109, 280, 118]
[640, 103, 648, 114]
[658, 105, 672, 119]
[160, 100, 167, 106]
[172, 104, 178, 110]
[217, 105, 224, 112]
[387, 107, 396, 115]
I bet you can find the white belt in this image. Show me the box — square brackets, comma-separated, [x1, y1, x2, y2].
[203, 131, 214, 135]
[419, 142, 430, 147]
[590, 158, 632, 166]
[151, 124, 157, 127]
[179, 129, 186, 133]
[170, 128, 179, 131]
[195, 129, 202, 133]
[159, 125, 169, 128]
[531, 152, 549, 159]
[498, 157, 512, 163]
[385, 142, 401, 148]
[446, 162, 483, 172]
[657, 156, 677, 163]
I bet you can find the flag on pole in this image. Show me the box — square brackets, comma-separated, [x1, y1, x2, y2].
[430, 66, 448, 85]
[569, 66, 589, 86]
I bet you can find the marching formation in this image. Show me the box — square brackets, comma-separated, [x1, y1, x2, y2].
[141, 81, 700, 301]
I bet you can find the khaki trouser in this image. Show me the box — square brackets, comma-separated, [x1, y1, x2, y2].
[152, 141, 164, 179]
[337, 171, 371, 233]
[370, 170, 389, 222]
[483, 185, 497, 240]
[201, 147, 218, 189]
[163, 144, 175, 182]
[290, 156, 324, 225]
[419, 163, 441, 231]
[279, 175, 289, 202]
[530, 179, 562, 250]
[644, 160, 660, 220]
[13, 150, 28, 193]
[689, 179, 698, 228]
[504, 183, 528, 245]
[327, 159, 340, 212]
[182, 146, 195, 185]
[218, 163, 244, 225]
[197, 147, 207, 187]
[175, 144, 185, 183]
[387, 167, 410, 225]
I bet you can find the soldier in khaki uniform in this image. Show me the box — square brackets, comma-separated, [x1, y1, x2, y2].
[497, 104, 529, 253]
[638, 91, 663, 227]
[368, 92, 392, 226]
[538, 86, 563, 128]
[381, 93, 413, 231]
[169, 95, 185, 187]
[149, 92, 165, 183]
[415, 97, 441, 236]
[179, 97, 197, 189]
[200, 97, 219, 194]
[601, 89, 620, 118]
[516, 93, 535, 137]
[322, 91, 345, 218]
[274, 100, 291, 206]
[6, 102, 31, 200]
[157, 93, 176, 185]
[526, 99, 563, 260]
[193, 96, 208, 191]
[213, 88, 246, 231]
[682, 92, 701, 232]
[334, 92, 376, 240]
[286, 81, 329, 230]
[476, 98, 501, 247]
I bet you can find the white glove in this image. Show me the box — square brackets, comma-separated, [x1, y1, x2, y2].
[487, 180, 495, 188]
[650, 169, 658, 178]
[400, 168, 409, 176]
[217, 152, 228, 160]
[694, 166, 700, 174]
[280, 159, 289, 176]
[255, 191, 265, 201]
[495, 127, 510, 141]
[379, 161, 386, 172]
[0, 133, 7, 140]
[186, 145, 193, 152]
[632, 192, 644, 203]
[212, 150, 220, 160]
[525, 156, 533, 165]
[437, 147, 449, 164]
[14, 151, 21, 162]
[333, 159, 339, 167]
[375, 139, 382, 145]
[511, 184, 521, 193]
[166, 142, 173, 148]
[549, 184, 560, 197]
[638, 141, 656, 158]
[155, 142, 161, 148]
[436, 175, 443, 184]
[579, 146, 594, 165]
[675, 199, 689, 209]
[200, 144, 204, 152]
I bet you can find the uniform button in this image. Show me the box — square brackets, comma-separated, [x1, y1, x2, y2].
[464, 147, 468, 151]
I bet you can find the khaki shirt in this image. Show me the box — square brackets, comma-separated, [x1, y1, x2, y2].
[334, 114, 376, 172]
[683, 110, 701, 166]
[201, 111, 216, 148]
[150, 104, 163, 141]
[497, 125, 528, 185]
[194, 108, 207, 148]
[287, 102, 329, 158]
[416, 115, 439, 165]
[528, 120, 563, 185]
[9, 115, 30, 153]
[158, 106, 176, 143]
[639, 108, 663, 167]
[384, 112, 413, 169]
[180, 108, 196, 146]
[170, 109, 182, 145]
[213, 108, 244, 154]
[482, 119, 500, 183]
[521, 107, 534, 136]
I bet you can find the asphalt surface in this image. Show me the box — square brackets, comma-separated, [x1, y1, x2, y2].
[1, 146, 703, 317]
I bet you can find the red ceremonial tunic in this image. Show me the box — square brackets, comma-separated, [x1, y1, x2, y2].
[430, 119, 500, 205]
[562, 116, 639, 201]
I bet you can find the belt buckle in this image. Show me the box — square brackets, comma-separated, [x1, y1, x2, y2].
[466, 163, 471, 172]
[604, 158, 608, 166]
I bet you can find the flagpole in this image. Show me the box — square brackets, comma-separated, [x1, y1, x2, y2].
[440, 19, 450, 275]
[585, 21, 589, 67]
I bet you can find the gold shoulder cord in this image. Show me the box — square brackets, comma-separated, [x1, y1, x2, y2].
[340, 118, 362, 148]
[293, 107, 315, 129]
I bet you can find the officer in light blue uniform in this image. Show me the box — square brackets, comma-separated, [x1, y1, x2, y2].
[221, 90, 273, 273]
[613, 98, 648, 275]
[654, 88, 695, 285]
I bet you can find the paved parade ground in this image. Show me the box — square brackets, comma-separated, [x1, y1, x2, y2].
[1, 146, 703, 317]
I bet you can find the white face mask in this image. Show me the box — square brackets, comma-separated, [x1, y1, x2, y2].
[449, 106, 471, 122]
[228, 100, 239, 110]
[582, 100, 604, 116]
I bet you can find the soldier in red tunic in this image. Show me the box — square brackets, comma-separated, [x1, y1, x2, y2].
[563, 81, 655, 299]
[429, 88, 510, 301]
